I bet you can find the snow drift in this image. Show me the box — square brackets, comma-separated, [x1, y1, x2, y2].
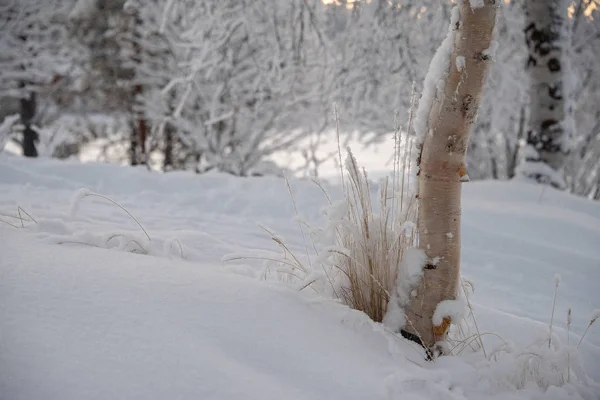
[1, 154, 599, 399]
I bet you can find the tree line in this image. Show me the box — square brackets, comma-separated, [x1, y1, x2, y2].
[0, 0, 598, 197]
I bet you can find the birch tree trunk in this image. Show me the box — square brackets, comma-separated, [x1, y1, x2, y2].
[401, 0, 498, 352]
[519, 0, 571, 189]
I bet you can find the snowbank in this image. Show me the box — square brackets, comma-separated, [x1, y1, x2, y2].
[1, 154, 599, 399]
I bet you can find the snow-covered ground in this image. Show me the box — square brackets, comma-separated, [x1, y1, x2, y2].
[1, 153, 599, 400]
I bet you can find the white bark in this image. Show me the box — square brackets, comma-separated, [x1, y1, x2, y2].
[402, 0, 498, 351]
[518, 0, 571, 189]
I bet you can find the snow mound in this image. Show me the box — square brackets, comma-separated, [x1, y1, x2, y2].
[1, 154, 599, 399]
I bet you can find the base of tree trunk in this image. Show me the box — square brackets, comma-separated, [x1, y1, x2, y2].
[22, 126, 38, 157]
[400, 329, 434, 360]
[400, 328, 423, 345]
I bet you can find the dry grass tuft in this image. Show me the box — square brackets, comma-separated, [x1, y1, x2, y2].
[333, 90, 419, 322]
[224, 111, 420, 324]
[334, 147, 417, 322]
[226, 101, 422, 323]
[0, 206, 38, 228]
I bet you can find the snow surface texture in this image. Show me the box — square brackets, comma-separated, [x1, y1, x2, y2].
[1, 154, 600, 400]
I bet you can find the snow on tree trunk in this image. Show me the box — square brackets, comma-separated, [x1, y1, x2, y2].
[518, 0, 571, 189]
[402, 0, 498, 352]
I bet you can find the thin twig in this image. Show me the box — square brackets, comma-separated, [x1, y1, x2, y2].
[223, 255, 304, 272]
[284, 173, 313, 270]
[0, 218, 20, 228]
[567, 307, 572, 383]
[461, 277, 487, 358]
[83, 193, 151, 242]
[171, 239, 185, 259]
[311, 178, 332, 204]
[16, 207, 24, 228]
[258, 224, 308, 274]
[124, 240, 149, 254]
[18, 207, 37, 223]
[57, 241, 103, 248]
[576, 316, 598, 349]
[334, 105, 345, 193]
[549, 279, 559, 348]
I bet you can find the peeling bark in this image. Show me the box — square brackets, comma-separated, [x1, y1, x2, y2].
[402, 0, 497, 352]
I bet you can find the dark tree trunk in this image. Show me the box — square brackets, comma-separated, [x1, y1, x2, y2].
[20, 91, 38, 158]
[137, 113, 147, 163]
[129, 87, 147, 166]
[128, 10, 146, 166]
[129, 121, 139, 165]
[163, 123, 174, 171]
[488, 139, 499, 180]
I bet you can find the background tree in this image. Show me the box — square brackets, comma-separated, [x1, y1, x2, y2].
[125, 0, 179, 170]
[566, 0, 600, 199]
[467, 1, 527, 181]
[3, 0, 599, 201]
[0, 0, 75, 157]
[517, 0, 572, 189]
[69, 0, 144, 164]
[324, 0, 451, 142]
[149, 0, 331, 176]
